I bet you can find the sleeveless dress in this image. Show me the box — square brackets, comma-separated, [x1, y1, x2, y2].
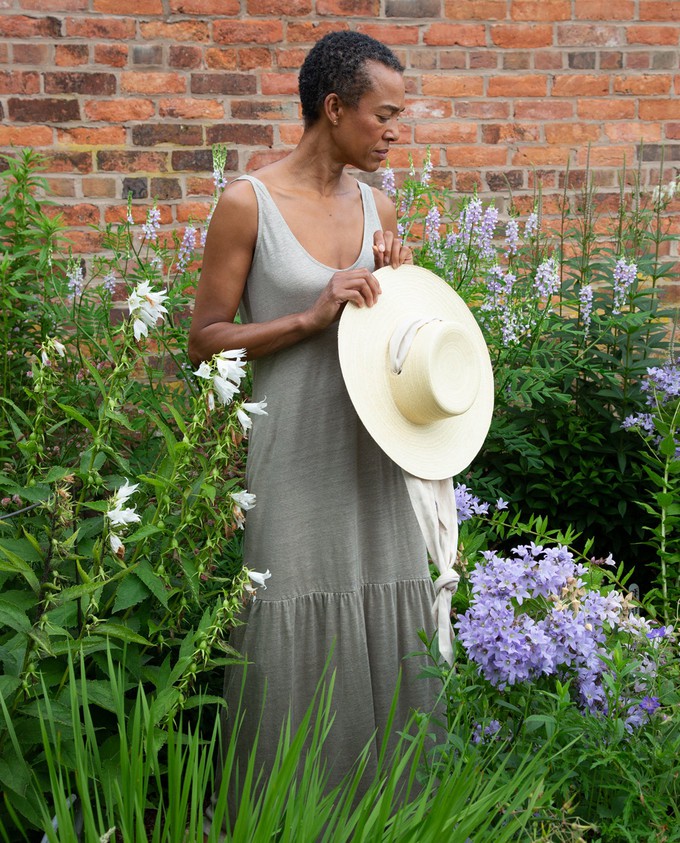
[223, 173, 438, 796]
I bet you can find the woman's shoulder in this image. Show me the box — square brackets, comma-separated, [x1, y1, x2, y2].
[367, 183, 397, 227]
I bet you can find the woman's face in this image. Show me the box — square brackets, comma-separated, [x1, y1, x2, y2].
[336, 61, 405, 172]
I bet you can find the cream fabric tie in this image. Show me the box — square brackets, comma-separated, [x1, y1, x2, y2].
[389, 317, 460, 666]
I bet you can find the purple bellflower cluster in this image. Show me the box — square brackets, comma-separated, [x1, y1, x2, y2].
[612, 258, 638, 315]
[456, 543, 666, 727]
[177, 225, 197, 272]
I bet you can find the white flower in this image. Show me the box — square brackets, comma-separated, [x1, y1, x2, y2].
[127, 281, 169, 341]
[214, 352, 247, 386]
[107, 506, 141, 528]
[53, 339, 66, 357]
[231, 490, 256, 510]
[207, 390, 215, 411]
[41, 349, 50, 366]
[109, 533, 125, 557]
[237, 398, 268, 435]
[244, 568, 271, 601]
[213, 374, 239, 406]
[194, 361, 212, 379]
[112, 479, 139, 509]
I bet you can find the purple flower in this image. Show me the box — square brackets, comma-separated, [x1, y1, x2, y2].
[454, 483, 490, 524]
[212, 168, 228, 192]
[421, 154, 433, 186]
[642, 359, 680, 404]
[477, 206, 498, 258]
[579, 285, 593, 337]
[612, 258, 637, 315]
[621, 413, 655, 435]
[505, 219, 519, 256]
[381, 164, 396, 199]
[177, 225, 197, 272]
[472, 719, 502, 745]
[67, 261, 84, 299]
[102, 272, 117, 295]
[639, 695, 660, 714]
[524, 211, 539, 240]
[459, 197, 483, 244]
[142, 205, 162, 242]
[534, 258, 560, 300]
[647, 626, 669, 640]
[496, 497, 509, 510]
[425, 205, 441, 246]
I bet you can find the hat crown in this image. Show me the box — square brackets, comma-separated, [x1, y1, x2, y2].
[389, 321, 481, 426]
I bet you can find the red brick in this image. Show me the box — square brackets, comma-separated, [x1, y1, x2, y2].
[382, 148, 430, 168]
[260, 72, 298, 95]
[82, 177, 117, 198]
[0, 125, 53, 145]
[438, 50, 466, 69]
[557, 25, 625, 47]
[21, 0, 87, 8]
[626, 52, 651, 70]
[63, 230, 104, 254]
[11, 43, 50, 64]
[169, 46, 203, 69]
[121, 72, 186, 94]
[276, 48, 306, 69]
[176, 201, 212, 222]
[577, 146, 635, 166]
[445, 146, 508, 166]
[514, 100, 574, 119]
[246, 150, 289, 170]
[45, 72, 117, 95]
[206, 124, 274, 146]
[186, 176, 215, 195]
[233, 100, 297, 120]
[511, 0, 570, 20]
[43, 177, 77, 197]
[132, 124, 203, 146]
[8, 97, 80, 122]
[191, 73, 256, 95]
[159, 98, 224, 119]
[140, 21, 210, 42]
[238, 47, 273, 70]
[574, 0, 634, 19]
[0, 71, 40, 94]
[404, 98, 453, 120]
[205, 48, 238, 70]
[552, 75, 609, 96]
[444, 0, 506, 18]
[317, 0, 377, 13]
[490, 25, 553, 49]
[57, 127, 126, 145]
[94, 0, 162, 11]
[94, 44, 128, 67]
[604, 122, 662, 142]
[170, 0, 239, 12]
[422, 75, 484, 96]
[577, 98, 636, 120]
[415, 123, 477, 144]
[279, 124, 304, 144]
[49, 203, 99, 226]
[286, 22, 348, 43]
[424, 24, 486, 47]
[55, 44, 89, 66]
[488, 75, 547, 97]
[666, 123, 680, 139]
[639, 99, 680, 119]
[44, 151, 93, 173]
[614, 74, 672, 95]
[1, 15, 61, 37]
[65, 17, 136, 39]
[246, 0, 311, 11]
[627, 25, 680, 46]
[213, 20, 284, 45]
[544, 123, 601, 144]
[534, 51, 563, 70]
[355, 23, 419, 44]
[97, 150, 169, 173]
[640, 1, 680, 21]
[455, 101, 510, 119]
[85, 98, 155, 121]
[512, 147, 573, 167]
[455, 171, 481, 192]
[482, 123, 540, 143]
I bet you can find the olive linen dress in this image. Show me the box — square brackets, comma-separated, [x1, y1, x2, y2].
[223, 173, 438, 795]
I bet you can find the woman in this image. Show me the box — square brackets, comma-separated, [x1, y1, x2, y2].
[189, 31, 438, 800]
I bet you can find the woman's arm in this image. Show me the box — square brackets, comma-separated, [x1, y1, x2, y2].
[371, 187, 413, 269]
[188, 180, 381, 365]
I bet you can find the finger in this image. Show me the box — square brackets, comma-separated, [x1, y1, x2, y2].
[398, 243, 414, 266]
[389, 236, 402, 268]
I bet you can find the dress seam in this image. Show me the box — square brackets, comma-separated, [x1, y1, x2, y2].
[253, 577, 434, 606]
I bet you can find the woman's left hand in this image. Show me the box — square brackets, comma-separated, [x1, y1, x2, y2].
[373, 230, 413, 270]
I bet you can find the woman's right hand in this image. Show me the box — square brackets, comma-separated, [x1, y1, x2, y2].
[304, 268, 382, 331]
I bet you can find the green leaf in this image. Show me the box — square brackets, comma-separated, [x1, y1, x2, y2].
[0, 541, 40, 591]
[90, 622, 150, 645]
[112, 574, 150, 613]
[659, 436, 677, 457]
[0, 598, 31, 634]
[56, 402, 97, 435]
[135, 559, 171, 608]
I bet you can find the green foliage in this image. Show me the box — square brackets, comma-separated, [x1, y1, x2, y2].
[0, 150, 255, 833]
[1, 649, 560, 843]
[390, 153, 678, 584]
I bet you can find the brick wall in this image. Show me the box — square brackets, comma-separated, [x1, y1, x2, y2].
[1, 0, 679, 279]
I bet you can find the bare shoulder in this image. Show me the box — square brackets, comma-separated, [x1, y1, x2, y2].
[369, 185, 398, 230]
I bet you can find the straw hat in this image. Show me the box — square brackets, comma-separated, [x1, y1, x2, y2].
[338, 264, 494, 480]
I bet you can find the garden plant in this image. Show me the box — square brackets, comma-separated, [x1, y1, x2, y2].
[0, 147, 678, 841]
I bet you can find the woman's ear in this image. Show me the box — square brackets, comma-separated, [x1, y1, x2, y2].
[323, 92, 342, 126]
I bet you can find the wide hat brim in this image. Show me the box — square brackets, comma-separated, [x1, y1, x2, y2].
[338, 264, 494, 480]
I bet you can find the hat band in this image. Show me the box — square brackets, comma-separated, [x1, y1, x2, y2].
[388, 318, 482, 425]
